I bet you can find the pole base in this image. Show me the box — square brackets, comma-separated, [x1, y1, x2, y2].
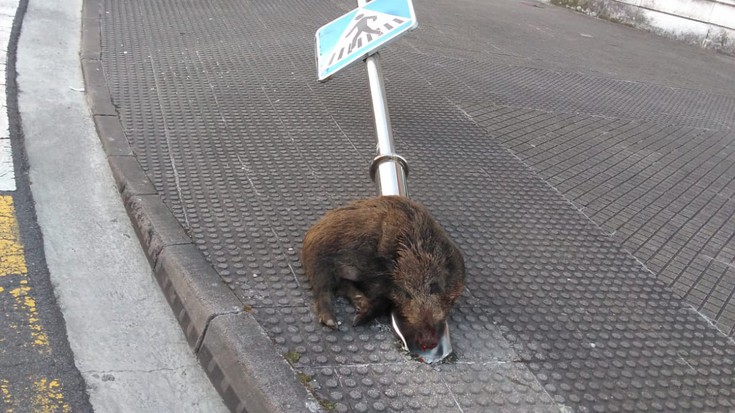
[391, 313, 453, 363]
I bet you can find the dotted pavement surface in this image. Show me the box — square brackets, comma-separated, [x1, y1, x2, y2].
[98, 0, 735, 411]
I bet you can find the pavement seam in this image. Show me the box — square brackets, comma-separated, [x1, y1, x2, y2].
[82, 366, 202, 375]
[78, 0, 322, 411]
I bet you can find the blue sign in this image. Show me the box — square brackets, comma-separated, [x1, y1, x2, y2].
[315, 0, 417, 81]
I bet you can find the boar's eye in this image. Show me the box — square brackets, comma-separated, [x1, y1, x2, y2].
[395, 287, 412, 299]
[429, 282, 441, 295]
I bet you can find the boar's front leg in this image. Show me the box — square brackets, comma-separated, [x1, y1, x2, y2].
[337, 278, 391, 326]
[338, 281, 373, 326]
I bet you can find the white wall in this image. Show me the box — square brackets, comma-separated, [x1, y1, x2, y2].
[541, 0, 735, 54]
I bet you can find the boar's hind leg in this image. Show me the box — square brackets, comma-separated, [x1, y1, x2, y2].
[305, 259, 338, 328]
[315, 293, 337, 328]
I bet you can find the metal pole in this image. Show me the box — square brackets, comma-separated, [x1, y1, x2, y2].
[365, 53, 409, 197]
[358, 0, 449, 364]
[358, 0, 409, 197]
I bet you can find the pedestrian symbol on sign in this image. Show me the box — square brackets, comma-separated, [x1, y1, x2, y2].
[315, 0, 417, 81]
[329, 11, 408, 68]
[348, 14, 382, 52]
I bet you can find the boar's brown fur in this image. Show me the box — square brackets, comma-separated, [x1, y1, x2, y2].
[301, 196, 465, 350]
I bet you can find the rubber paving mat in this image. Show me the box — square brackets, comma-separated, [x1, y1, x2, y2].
[465, 105, 735, 337]
[100, 0, 735, 411]
[398, 53, 735, 131]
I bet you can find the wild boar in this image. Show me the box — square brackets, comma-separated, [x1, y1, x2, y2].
[301, 196, 465, 352]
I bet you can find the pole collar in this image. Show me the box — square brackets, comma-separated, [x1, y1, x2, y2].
[369, 154, 409, 183]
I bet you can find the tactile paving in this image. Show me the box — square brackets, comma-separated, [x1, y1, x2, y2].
[464, 100, 735, 337]
[100, 0, 735, 410]
[400, 52, 735, 130]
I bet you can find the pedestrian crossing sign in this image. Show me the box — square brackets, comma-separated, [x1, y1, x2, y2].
[315, 0, 417, 81]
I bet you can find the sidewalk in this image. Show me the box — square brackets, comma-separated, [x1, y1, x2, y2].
[84, 0, 735, 411]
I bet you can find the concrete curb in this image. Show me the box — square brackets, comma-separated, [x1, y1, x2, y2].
[79, 1, 318, 412]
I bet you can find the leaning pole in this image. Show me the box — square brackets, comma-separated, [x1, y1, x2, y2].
[359, 1, 410, 197]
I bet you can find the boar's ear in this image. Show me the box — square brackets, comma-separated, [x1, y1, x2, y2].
[444, 256, 457, 274]
[455, 245, 466, 268]
[444, 251, 464, 274]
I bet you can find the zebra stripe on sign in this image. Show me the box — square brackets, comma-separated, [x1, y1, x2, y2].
[328, 15, 406, 67]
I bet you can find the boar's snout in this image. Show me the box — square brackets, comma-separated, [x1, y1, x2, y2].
[416, 324, 442, 351]
[393, 309, 447, 352]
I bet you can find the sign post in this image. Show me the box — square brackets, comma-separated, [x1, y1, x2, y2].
[315, 0, 416, 196]
[364, 52, 409, 197]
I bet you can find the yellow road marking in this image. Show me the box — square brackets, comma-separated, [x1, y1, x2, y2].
[0, 196, 69, 411]
[0, 196, 48, 350]
[8, 280, 49, 348]
[0, 196, 27, 276]
[32, 378, 71, 413]
[1, 379, 12, 413]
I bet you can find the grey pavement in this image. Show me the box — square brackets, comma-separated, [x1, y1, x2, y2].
[87, 0, 735, 412]
[15, 0, 228, 410]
